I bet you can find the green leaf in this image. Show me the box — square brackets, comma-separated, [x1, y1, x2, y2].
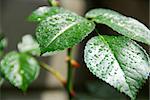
[85, 9, 150, 45]
[0, 34, 7, 56]
[84, 36, 150, 99]
[28, 6, 68, 22]
[0, 51, 40, 91]
[0, 76, 4, 87]
[18, 34, 41, 56]
[36, 12, 95, 54]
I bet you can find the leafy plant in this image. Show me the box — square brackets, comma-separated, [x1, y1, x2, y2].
[0, 0, 149, 100]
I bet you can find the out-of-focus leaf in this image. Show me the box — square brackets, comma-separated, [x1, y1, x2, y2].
[0, 76, 4, 87]
[0, 51, 40, 91]
[0, 34, 7, 56]
[18, 34, 40, 56]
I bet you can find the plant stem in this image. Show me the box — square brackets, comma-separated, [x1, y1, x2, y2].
[66, 48, 73, 100]
[47, 0, 74, 99]
[40, 62, 66, 86]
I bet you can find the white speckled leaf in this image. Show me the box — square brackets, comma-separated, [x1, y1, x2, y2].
[85, 9, 150, 45]
[0, 52, 40, 91]
[36, 12, 95, 54]
[18, 34, 41, 56]
[84, 36, 150, 100]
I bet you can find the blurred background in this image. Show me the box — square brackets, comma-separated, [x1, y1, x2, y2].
[0, 0, 149, 100]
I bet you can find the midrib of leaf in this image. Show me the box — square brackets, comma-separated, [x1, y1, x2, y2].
[47, 20, 82, 48]
[99, 36, 134, 98]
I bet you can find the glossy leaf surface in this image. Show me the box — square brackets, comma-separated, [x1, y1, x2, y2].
[28, 6, 68, 22]
[36, 12, 95, 54]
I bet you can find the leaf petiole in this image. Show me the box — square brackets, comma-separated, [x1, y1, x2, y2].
[40, 61, 66, 85]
